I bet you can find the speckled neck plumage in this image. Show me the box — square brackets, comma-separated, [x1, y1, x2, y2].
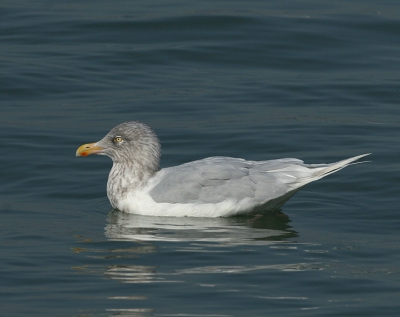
[107, 161, 156, 208]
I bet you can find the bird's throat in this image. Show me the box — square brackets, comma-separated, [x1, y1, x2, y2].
[107, 162, 154, 209]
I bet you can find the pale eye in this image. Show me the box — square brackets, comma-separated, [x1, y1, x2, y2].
[113, 136, 123, 143]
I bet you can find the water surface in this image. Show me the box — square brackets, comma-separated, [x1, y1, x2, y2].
[1, 1, 400, 316]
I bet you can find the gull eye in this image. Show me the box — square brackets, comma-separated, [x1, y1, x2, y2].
[113, 136, 123, 143]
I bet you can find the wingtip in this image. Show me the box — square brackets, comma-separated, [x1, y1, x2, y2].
[353, 153, 372, 163]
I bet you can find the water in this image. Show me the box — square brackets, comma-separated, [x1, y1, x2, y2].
[1, 1, 400, 316]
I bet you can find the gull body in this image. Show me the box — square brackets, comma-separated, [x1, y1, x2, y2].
[76, 121, 369, 217]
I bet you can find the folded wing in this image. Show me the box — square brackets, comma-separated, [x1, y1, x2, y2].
[149, 156, 316, 205]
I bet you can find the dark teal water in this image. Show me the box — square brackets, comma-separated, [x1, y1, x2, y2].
[1, 1, 400, 316]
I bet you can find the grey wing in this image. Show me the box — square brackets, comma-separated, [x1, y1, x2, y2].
[149, 157, 309, 204]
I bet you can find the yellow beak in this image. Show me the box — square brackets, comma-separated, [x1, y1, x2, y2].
[76, 143, 105, 157]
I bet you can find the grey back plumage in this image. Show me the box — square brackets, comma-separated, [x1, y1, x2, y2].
[149, 157, 310, 204]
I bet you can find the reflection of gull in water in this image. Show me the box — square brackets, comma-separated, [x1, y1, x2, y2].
[103, 210, 325, 288]
[105, 209, 297, 244]
[99, 209, 327, 317]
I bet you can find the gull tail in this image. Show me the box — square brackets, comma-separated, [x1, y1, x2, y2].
[296, 153, 371, 188]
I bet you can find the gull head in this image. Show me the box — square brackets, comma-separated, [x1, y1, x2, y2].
[76, 121, 161, 171]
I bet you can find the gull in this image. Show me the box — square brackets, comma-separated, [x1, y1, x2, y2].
[76, 121, 369, 217]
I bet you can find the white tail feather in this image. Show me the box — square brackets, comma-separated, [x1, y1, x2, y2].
[294, 153, 370, 188]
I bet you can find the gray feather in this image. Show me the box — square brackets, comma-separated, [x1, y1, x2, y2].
[150, 157, 306, 204]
